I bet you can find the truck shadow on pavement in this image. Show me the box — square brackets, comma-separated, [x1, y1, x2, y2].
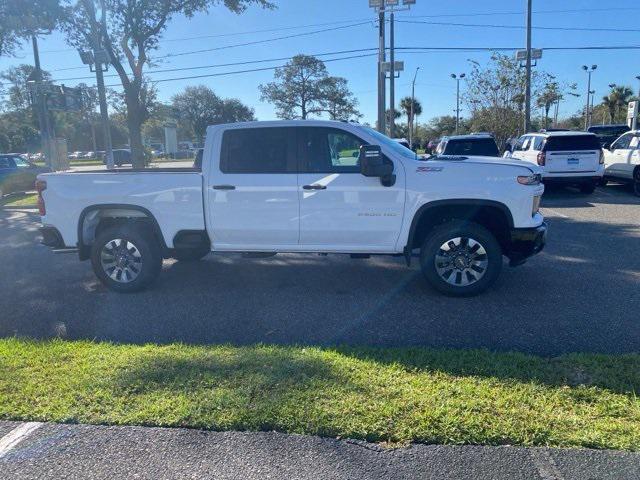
[0, 203, 639, 357]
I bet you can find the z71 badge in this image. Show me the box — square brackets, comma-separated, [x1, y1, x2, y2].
[416, 166, 444, 173]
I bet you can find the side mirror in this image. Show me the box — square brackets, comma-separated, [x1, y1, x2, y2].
[359, 145, 395, 186]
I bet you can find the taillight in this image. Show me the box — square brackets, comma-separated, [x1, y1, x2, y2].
[599, 149, 605, 164]
[537, 151, 546, 166]
[35, 179, 46, 216]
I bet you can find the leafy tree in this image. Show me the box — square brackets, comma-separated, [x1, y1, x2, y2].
[172, 85, 255, 142]
[60, 0, 273, 168]
[0, 0, 61, 57]
[260, 54, 329, 120]
[0, 131, 9, 151]
[0, 64, 52, 112]
[321, 77, 361, 121]
[600, 85, 634, 124]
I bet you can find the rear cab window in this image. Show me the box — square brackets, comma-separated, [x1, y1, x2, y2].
[220, 127, 296, 173]
[444, 138, 499, 156]
[543, 135, 601, 152]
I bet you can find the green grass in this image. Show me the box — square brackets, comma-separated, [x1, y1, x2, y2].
[0, 193, 38, 207]
[1, 339, 639, 450]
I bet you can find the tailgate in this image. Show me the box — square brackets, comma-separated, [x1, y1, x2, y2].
[546, 150, 600, 173]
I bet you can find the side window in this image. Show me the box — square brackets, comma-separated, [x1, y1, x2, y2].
[221, 127, 295, 173]
[435, 140, 446, 155]
[13, 157, 29, 167]
[612, 133, 632, 150]
[533, 137, 545, 151]
[630, 135, 640, 149]
[513, 136, 527, 152]
[0, 157, 12, 168]
[299, 128, 365, 173]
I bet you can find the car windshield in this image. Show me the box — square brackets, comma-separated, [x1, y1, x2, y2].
[363, 127, 417, 159]
[588, 126, 629, 137]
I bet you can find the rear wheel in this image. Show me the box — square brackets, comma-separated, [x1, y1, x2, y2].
[420, 220, 502, 297]
[91, 224, 162, 293]
[579, 181, 596, 194]
[634, 168, 640, 197]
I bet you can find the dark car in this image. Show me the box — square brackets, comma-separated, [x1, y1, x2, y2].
[587, 124, 630, 149]
[435, 134, 500, 157]
[103, 149, 132, 167]
[0, 154, 50, 197]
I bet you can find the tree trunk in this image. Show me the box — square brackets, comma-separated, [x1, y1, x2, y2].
[125, 88, 146, 169]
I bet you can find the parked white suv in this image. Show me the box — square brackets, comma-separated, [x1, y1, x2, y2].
[603, 130, 640, 196]
[37, 120, 547, 297]
[507, 131, 604, 194]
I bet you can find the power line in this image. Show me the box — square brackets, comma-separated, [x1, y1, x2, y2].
[48, 20, 374, 72]
[396, 20, 640, 33]
[399, 6, 638, 19]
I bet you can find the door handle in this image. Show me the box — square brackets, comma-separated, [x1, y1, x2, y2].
[212, 185, 236, 190]
[303, 184, 327, 190]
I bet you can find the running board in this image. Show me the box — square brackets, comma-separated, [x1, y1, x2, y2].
[53, 248, 78, 254]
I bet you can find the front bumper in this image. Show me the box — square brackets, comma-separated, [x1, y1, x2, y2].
[508, 222, 547, 266]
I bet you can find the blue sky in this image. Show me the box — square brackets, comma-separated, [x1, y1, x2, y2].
[1, 0, 639, 125]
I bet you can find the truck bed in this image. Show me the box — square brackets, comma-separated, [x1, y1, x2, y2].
[40, 170, 205, 248]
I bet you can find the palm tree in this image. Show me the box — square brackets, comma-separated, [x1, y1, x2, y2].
[399, 96, 423, 140]
[601, 95, 617, 123]
[606, 86, 633, 123]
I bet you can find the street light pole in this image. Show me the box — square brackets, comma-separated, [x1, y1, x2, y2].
[377, 8, 386, 134]
[451, 73, 465, 134]
[582, 65, 597, 129]
[389, 10, 396, 138]
[410, 66, 420, 147]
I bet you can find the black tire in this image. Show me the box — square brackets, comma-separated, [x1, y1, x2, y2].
[634, 168, 640, 198]
[420, 220, 503, 297]
[172, 248, 209, 262]
[579, 181, 596, 194]
[599, 177, 609, 187]
[90, 224, 162, 293]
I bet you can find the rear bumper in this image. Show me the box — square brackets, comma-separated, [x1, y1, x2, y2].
[39, 226, 65, 249]
[543, 175, 601, 185]
[507, 222, 547, 266]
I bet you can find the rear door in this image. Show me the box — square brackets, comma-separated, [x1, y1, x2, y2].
[543, 135, 601, 174]
[605, 133, 633, 176]
[296, 126, 405, 252]
[207, 126, 299, 250]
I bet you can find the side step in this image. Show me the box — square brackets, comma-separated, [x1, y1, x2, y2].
[242, 252, 278, 258]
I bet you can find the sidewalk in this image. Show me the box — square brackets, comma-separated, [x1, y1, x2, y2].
[1, 421, 639, 480]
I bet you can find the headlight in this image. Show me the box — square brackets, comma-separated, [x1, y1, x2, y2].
[517, 173, 542, 185]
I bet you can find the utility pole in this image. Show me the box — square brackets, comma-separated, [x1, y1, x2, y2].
[410, 67, 420, 148]
[377, 8, 386, 134]
[451, 73, 465, 134]
[589, 89, 595, 127]
[524, 0, 532, 133]
[634, 75, 640, 130]
[582, 65, 597, 129]
[30, 35, 53, 168]
[79, 0, 114, 169]
[389, 10, 396, 138]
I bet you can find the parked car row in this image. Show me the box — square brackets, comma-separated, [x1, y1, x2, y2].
[0, 154, 50, 198]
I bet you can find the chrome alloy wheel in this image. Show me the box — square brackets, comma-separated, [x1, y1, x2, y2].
[100, 238, 142, 284]
[434, 237, 489, 287]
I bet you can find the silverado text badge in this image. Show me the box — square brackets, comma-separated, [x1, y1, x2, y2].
[416, 166, 444, 173]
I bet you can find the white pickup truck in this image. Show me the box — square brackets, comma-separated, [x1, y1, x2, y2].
[37, 120, 547, 296]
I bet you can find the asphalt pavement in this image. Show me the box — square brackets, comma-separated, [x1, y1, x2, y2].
[1, 421, 639, 480]
[1, 184, 639, 355]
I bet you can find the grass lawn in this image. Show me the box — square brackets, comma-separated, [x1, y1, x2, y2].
[0, 193, 38, 207]
[1, 339, 639, 450]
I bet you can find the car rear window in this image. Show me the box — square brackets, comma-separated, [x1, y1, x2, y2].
[444, 138, 499, 156]
[543, 135, 600, 151]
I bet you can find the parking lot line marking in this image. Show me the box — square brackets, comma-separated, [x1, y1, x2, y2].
[541, 208, 569, 219]
[0, 422, 43, 459]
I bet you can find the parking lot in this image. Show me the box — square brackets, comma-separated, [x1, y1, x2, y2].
[1, 184, 639, 356]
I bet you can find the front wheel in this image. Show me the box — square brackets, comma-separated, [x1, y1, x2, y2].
[90, 224, 162, 293]
[634, 169, 640, 197]
[420, 221, 503, 297]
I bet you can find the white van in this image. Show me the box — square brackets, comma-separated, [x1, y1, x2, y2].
[507, 131, 604, 194]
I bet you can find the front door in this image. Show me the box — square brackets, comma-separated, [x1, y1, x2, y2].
[207, 126, 299, 250]
[297, 127, 405, 252]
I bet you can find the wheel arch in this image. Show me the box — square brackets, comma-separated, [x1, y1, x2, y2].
[405, 199, 514, 255]
[77, 204, 167, 260]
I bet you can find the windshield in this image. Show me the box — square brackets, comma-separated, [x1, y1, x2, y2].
[444, 138, 499, 157]
[363, 127, 418, 160]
